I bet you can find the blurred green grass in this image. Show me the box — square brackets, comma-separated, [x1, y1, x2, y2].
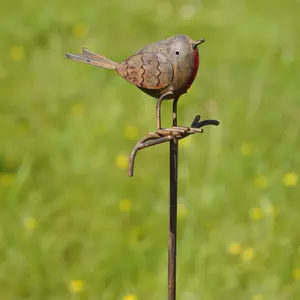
[1, 0, 300, 299]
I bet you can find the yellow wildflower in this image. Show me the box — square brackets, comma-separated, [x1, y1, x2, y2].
[72, 22, 89, 39]
[119, 199, 132, 212]
[254, 176, 268, 189]
[123, 294, 138, 300]
[293, 269, 300, 280]
[249, 207, 264, 221]
[240, 142, 254, 156]
[0, 173, 14, 186]
[227, 243, 242, 255]
[242, 247, 256, 262]
[177, 203, 187, 219]
[124, 125, 138, 140]
[10, 45, 26, 62]
[115, 154, 129, 169]
[283, 172, 298, 187]
[70, 280, 85, 294]
[23, 216, 38, 232]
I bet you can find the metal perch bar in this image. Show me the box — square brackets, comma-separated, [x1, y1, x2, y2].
[128, 115, 220, 178]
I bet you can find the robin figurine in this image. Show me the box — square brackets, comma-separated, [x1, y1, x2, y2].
[66, 34, 204, 130]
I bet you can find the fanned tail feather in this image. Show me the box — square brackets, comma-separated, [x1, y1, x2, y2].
[65, 48, 118, 69]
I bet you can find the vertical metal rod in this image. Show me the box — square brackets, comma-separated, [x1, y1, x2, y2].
[168, 97, 179, 300]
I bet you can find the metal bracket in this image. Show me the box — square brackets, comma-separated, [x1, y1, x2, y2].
[128, 115, 220, 177]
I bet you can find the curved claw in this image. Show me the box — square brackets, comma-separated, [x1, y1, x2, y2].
[190, 115, 220, 129]
[191, 115, 201, 127]
[193, 119, 220, 128]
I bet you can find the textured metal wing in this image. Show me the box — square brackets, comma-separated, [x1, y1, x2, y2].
[116, 52, 173, 90]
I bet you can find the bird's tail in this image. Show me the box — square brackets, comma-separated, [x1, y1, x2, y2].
[65, 48, 118, 69]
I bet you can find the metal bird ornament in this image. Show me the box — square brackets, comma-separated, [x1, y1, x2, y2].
[65, 34, 205, 130]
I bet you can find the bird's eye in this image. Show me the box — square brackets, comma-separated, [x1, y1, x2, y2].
[175, 51, 179, 55]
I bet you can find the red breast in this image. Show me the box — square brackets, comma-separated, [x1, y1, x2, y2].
[186, 48, 199, 90]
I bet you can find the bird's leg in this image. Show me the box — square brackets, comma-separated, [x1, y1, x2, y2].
[154, 94, 199, 139]
[170, 96, 193, 134]
[172, 96, 179, 127]
[156, 91, 174, 130]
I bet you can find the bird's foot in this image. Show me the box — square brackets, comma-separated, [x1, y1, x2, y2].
[155, 126, 202, 138]
[128, 115, 220, 177]
[155, 115, 219, 138]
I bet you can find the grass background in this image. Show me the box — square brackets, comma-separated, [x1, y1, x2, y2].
[1, 0, 300, 299]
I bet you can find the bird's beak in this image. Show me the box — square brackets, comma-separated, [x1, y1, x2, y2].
[193, 38, 205, 49]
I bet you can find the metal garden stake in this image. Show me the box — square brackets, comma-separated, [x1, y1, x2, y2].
[66, 34, 220, 300]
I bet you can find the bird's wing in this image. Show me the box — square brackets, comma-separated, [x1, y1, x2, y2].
[116, 52, 173, 90]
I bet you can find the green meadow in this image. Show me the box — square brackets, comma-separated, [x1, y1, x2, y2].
[1, 0, 300, 299]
